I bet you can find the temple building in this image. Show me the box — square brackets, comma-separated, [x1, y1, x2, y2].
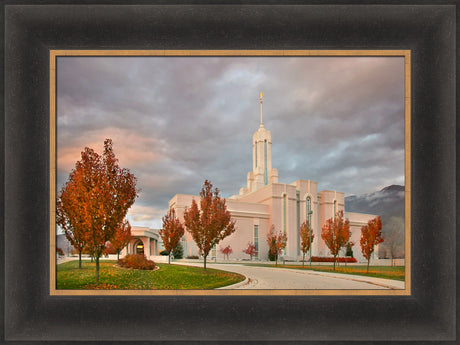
[123, 227, 161, 257]
[169, 94, 378, 263]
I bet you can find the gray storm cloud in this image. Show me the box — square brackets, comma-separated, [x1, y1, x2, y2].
[57, 56, 405, 228]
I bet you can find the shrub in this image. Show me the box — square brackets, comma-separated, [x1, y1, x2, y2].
[160, 250, 169, 256]
[117, 254, 156, 270]
[311, 256, 357, 263]
[345, 241, 355, 258]
[56, 247, 64, 256]
[173, 242, 184, 259]
[268, 251, 276, 261]
[186, 255, 199, 259]
[242, 243, 257, 260]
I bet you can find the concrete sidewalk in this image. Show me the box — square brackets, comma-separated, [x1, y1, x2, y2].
[174, 262, 405, 290]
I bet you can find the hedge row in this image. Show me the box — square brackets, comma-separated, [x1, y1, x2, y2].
[311, 256, 357, 263]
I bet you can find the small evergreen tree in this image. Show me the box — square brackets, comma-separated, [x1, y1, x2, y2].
[346, 241, 354, 257]
[172, 242, 184, 259]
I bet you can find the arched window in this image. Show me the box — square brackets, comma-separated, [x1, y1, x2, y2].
[134, 239, 144, 255]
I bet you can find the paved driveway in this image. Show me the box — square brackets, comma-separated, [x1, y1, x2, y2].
[179, 262, 405, 290]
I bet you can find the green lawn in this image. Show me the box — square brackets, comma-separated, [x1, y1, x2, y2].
[310, 265, 405, 281]
[242, 263, 405, 281]
[57, 260, 245, 290]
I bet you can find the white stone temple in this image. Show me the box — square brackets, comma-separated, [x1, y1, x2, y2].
[167, 94, 378, 263]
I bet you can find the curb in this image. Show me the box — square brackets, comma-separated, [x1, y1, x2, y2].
[217, 276, 249, 289]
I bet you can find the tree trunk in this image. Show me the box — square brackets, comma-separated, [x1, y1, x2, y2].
[203, 255, 207, 271]
[78, 251, 82, 269]
[333, 255, 336, 271]
[96, 256, 100, 285]
[168, 252, 171, 264]
[367, 257, 370, 273]
[310, 248, 312, 269]
[275, 254, 278, 267]
[117, 251, 120, 261]
[302, 252, 305, 268]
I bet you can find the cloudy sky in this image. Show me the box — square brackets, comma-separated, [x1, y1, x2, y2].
[57, 56, 405, 229]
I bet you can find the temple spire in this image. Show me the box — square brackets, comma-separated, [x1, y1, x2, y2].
[239, 92, 278, 196]
[259, 92, 264, 128]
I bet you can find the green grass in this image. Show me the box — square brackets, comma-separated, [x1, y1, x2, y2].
[57, 260, 245, 290]
[242, 263, 405, 281]
[310, 265, 405, 281]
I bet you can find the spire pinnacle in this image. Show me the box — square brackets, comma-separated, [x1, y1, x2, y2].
[259, 92, 264, 128]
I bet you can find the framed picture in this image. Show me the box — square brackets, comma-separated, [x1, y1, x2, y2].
[3, 2, 456, 343]
[50, 49, 410, 296]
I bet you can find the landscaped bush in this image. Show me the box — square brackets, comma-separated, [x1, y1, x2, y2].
[56, 247, 64, 256]
[186, 255, 199, 259]
[173, 242, 184, 259]
[160, 250, 169, 256]
[117, 254, 156, 270]
[311, 256, 357, 263]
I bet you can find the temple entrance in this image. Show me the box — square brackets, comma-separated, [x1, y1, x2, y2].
[134, 240, 144, 255]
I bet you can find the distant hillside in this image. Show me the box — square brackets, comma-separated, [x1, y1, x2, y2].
[345, 184, 404, 220]
[345, 185, 405, 259]
[57, 234, 74, 255]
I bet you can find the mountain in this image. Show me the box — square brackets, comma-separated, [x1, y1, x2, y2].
[345, 184, 405, 221]
[345, 185, 405, 259]
[57, 234, 74, 255]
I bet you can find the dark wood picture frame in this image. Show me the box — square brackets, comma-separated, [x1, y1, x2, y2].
[2, 2, 456, 343]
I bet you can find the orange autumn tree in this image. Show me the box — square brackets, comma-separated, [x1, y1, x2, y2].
[299, 220, 314, 268]
[57, 171, 88, 269]
[110, 218, 133, 260]
[266, 225, 287, 266]
[57, 139, 138, 283]
[321, 210, 350, 270]
[183, 180, 236, 271]
[160, 207, 185, 264]
[360, 216, 384, 273]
